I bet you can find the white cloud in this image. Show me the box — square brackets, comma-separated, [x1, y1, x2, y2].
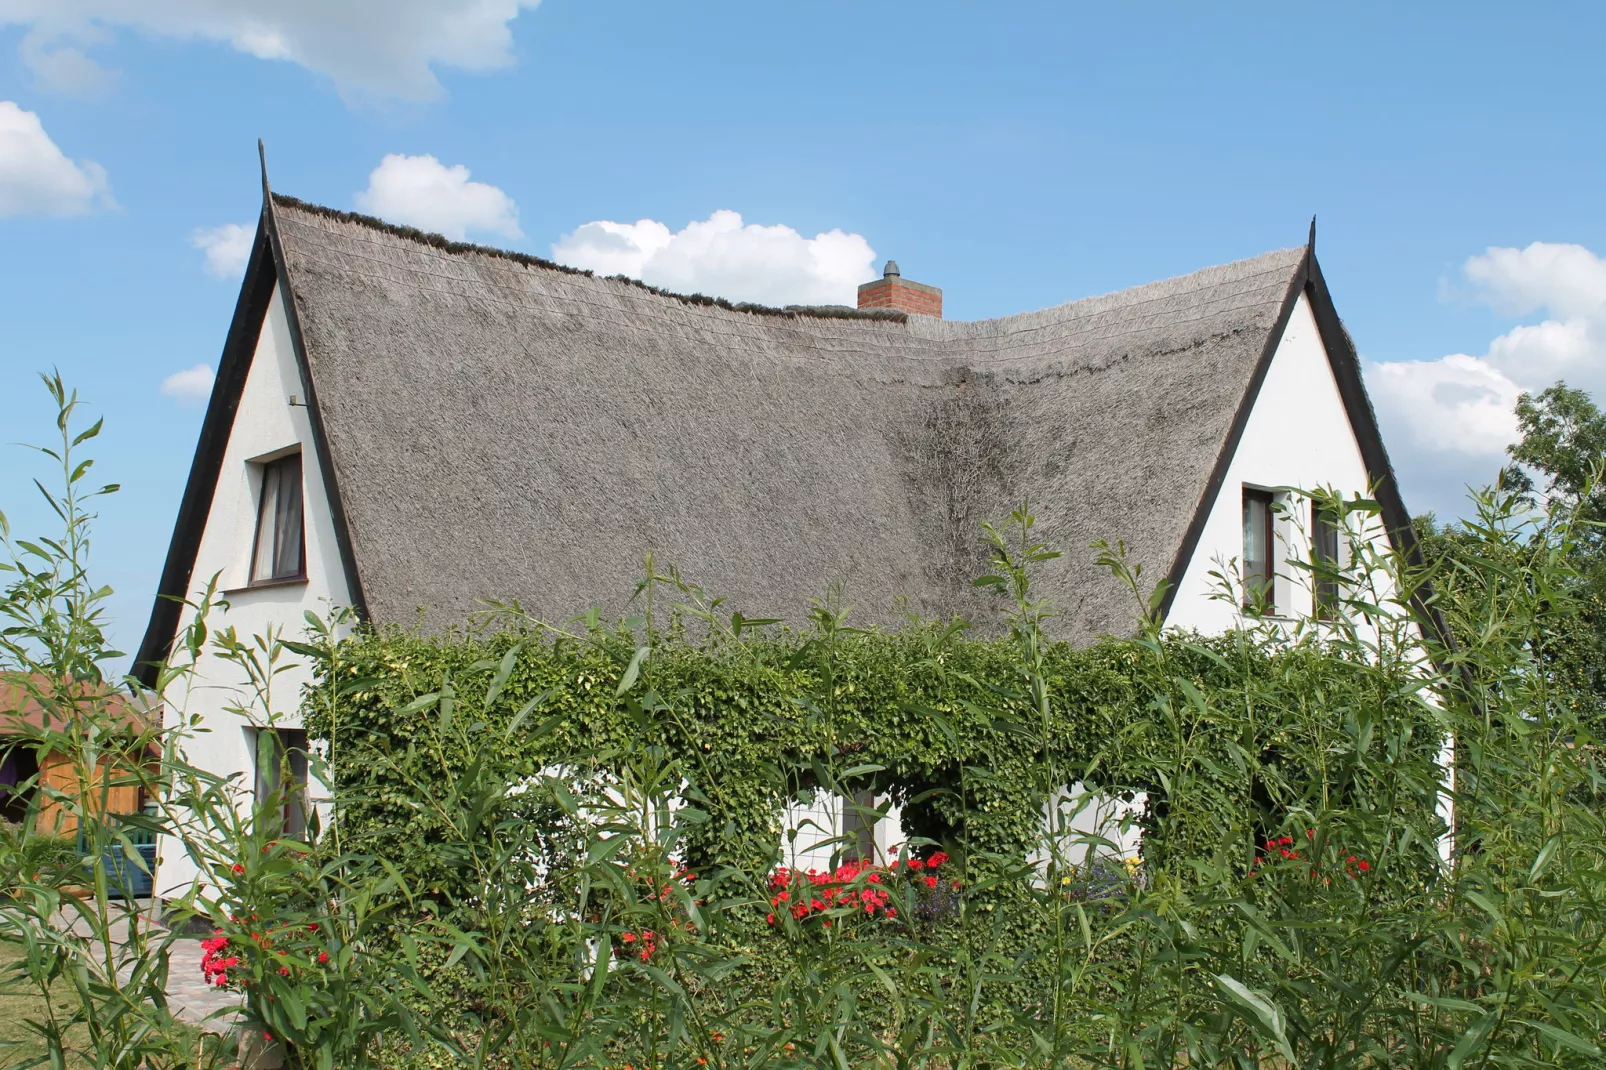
[0, 100, 113, 217]
[190, 222, 254, 278]
[1365, 241, 1606, 514]
[0, 1, 541, 103]
[1463, 242, 1606, 320]
[552, 210, 879, 307]
[355, 154, 520, 241]
[1367, 353, 1523, 457]
[160, 364, 215, 403]
[19, 27, 116, 97]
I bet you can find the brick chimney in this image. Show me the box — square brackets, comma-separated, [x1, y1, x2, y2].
[857, 260, 942, 318]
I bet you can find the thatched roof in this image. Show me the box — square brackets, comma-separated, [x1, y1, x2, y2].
[137, 192, 1411, 680]
[271, 196, 1313, 641]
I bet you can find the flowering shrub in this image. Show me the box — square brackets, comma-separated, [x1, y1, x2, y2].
[617, 928, 659, 962]
[1249, 831, 1371, 882]
[197, 919, 330, 990]
[611, 859, 699, 963]
[766, 852, 957, 929]
[199, 933, 241, 989]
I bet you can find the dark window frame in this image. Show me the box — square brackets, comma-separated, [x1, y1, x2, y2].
[253, 727, 310, 837]
[1312, 501, 1342, 620]
[1242, 487, 1276, 613]
[840, 789, 880, 863]
[249, 453, 306, 585]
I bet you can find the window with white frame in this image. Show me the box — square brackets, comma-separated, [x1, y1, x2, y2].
[780, 790, 902, 871]
[250, 453, 305, 584]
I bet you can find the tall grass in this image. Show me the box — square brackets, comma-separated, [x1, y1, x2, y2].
[2, 375, 1604, 1068]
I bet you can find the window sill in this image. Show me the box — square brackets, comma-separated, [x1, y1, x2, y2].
[224, 576, 309, 596]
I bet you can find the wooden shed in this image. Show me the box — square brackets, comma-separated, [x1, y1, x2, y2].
[0, 674, 158, 836]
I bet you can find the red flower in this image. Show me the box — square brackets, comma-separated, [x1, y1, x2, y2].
[279, 966, 290, 976]
[231, 864, 244, 874]
[621, 932, 636, 943]
[924, 876, 938, 889]
[1358, 860, 1369, 872]
[766, 913, 777, 925]
[906, 858, 924, 871]
[927, 852, 949, 868]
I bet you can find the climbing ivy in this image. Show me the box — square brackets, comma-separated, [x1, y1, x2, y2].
[302, 613, 1383, 907]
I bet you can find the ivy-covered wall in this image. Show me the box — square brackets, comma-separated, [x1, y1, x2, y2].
[302, 619, 1312, 904]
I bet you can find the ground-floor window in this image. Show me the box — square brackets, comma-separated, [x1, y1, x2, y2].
[251, 727, 309, 837]
[780, 790, 903, 871]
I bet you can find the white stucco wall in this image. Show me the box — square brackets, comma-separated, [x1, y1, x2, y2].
[1165, 293, 1391, 634]
[155, 284, 352, 896]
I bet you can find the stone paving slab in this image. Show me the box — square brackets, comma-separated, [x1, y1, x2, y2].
[49, 898, 243, 1028]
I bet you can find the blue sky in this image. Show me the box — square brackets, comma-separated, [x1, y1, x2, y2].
[3, 1, 1606, 656]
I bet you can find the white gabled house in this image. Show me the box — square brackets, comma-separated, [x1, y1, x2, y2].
[136, 179, 1423, 892]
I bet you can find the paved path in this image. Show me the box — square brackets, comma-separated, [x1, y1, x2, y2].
[52, 898, 243, 1029]
[162, 933, 244, 1028]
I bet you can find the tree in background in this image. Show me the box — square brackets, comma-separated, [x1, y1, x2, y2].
[1503, 381, 1606, 537]
[1418, 380, 1606, 727]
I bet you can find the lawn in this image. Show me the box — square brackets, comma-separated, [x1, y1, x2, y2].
[0, 941, 230, 1069]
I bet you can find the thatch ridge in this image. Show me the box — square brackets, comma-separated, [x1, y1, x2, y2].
[268, 193, 908, 324]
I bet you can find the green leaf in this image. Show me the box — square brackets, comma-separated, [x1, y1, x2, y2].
[1213, 974, 1294, 1064]
[1403, 992, 1486, 1016]
[71, 417, 103, 446]
[1464, 890, 1505, 928]
[505, 690, 553, 740]
[483, 642, 524, 708]
[1447, 1012, 1498, 1070]
[616, 645, 650, 696]
[398, 692, 440, 716]
[1529, 836, 1560, 883]
[1519, 1019, 1602, 1057]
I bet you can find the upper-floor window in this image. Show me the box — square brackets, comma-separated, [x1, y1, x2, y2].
[251, 453, 305, 584]
[1311, 502, 1342, 620]
[1242, 487, 1276, 612]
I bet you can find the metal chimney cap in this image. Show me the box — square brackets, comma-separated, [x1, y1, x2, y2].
[883, 260, 900, 278]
